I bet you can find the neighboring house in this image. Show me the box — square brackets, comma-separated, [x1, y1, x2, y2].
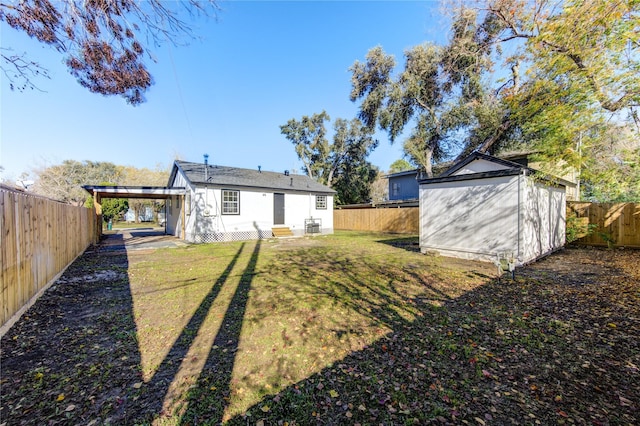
[385, 169, 422, 201]
[385, 166, 447, 201]
[419, 152, 574, 266]
[166, 160, 336, 243]
[124, 206, 154, 223]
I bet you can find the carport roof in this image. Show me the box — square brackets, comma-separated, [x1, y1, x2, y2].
[82, 185, 186, 199]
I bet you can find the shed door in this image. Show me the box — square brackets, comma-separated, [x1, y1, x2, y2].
[274, 193, 285, 225]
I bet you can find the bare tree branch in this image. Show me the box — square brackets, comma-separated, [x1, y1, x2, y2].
[1, 48, 50, 91]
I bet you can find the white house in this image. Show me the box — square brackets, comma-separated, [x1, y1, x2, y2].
[166, 160, 335, 243]
[124, 206, 154, 223]
[419, 153, 573, 266]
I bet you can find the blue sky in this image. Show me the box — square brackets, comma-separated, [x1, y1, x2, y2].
[1, 1, 450, 182]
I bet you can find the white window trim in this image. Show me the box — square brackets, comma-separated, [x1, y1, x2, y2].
[316, 195, 327, 210]
[222, 189, 240, 215]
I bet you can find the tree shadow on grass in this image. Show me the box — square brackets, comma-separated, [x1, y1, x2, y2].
[177, 240, 262, 424]
[143, 242, 248, 418]
[225, 248, 640, 425]
[376, 235, 421, 253]
[0, 231, 262, 425]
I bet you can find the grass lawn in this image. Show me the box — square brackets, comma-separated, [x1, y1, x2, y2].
[1, 231, 638, 425]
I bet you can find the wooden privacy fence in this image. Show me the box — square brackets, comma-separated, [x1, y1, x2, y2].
[1, 187, 96, 332]
[334, 206, 419, 234]
[568, 202, 640, 248]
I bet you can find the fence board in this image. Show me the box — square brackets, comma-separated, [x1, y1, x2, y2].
[334, 207, 419, 234]
[568, 202, 640, 248]
[1, 187, 95, 331]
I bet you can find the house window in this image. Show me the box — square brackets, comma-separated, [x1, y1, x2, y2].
[316, 195, 327, 209]
[392, 182, 400, 197]
[222, 190, 240, 215]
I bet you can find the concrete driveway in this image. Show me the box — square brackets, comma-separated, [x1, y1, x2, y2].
[98, 227, 188, 252]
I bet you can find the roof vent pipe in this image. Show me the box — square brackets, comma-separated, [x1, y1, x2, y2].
[258, 165, 261, 173]
[290, 177, 293, 186]
[204, 153, 209, 181]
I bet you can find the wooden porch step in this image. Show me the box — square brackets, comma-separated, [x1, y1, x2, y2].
[272, 227, 294, 237]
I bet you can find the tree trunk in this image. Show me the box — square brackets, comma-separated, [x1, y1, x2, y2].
[424, 149, 434, 178]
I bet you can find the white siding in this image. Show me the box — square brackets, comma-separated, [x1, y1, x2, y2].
[175, 182, 334, 243]
[453, 158, 511, 175]
[419, 172, 566, 266]
[521, 180, 566, 263]
[284, 193, 334, 236]
[420, 175, 520, 263]
[166, 166, 335, 243]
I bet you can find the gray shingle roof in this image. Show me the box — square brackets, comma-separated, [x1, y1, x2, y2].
[172, 161, 336, 194]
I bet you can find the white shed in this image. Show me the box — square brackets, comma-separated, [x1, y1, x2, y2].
[419, 153, 571, 266]
[166, 160, 335, 243]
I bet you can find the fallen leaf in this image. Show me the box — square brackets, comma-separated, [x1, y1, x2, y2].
[329, 389, 339, 398]
[65, 404, 76, 412]
[619, 396, 633, 406]
[346, 411, 353, 418]
[260, 405, 270, 412]
[132, 382, 142, 389]
[256, 421, 264, 426]
[56, 394, 65, 402]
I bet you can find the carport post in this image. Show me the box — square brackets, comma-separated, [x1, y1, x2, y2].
[93, 190, 102, 243]
[181, 194, 186, 240]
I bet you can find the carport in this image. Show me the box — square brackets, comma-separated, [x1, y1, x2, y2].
[83, 185, 186, 242]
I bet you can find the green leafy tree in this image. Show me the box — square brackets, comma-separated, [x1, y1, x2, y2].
[1, 0, 219, 104]
[388, 159, 414, 173]
[101, 197, 129, 223]
[331, 134, 379, 205]
[280, 112, 378, 204]
[350, 8, 504, 176]
[351, 0, 638, 182]
[280, 111, 332, 184]
[580, 124, 640, 202]
[462, 0, 640, 169]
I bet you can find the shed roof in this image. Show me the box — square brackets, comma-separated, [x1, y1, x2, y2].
[170, 161, 336, 194]
[418, 152, 575, 187]
[439, 152, 525, 177]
